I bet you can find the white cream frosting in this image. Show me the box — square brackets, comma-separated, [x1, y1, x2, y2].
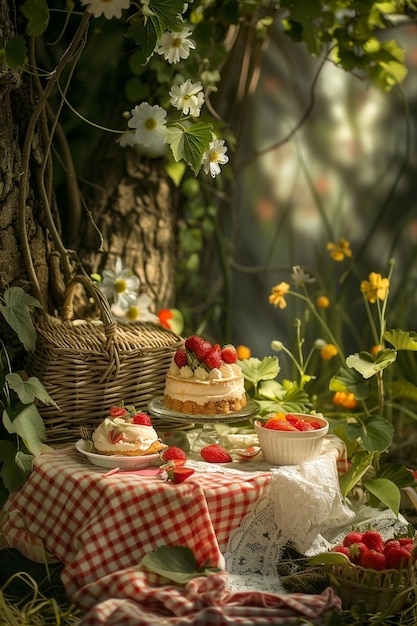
[92, 417, 159, 454]
[165, 361, 245, 406]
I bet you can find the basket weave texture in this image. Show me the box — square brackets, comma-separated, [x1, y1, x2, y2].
[25, 275, 183, 444]
[326, 563, 415, 613]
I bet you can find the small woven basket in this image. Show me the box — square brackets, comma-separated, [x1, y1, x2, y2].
[326, 563, 415, 614]
[25, 275, 183, 444]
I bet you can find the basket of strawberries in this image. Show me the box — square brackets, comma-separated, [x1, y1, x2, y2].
[308, 529, 416, 614]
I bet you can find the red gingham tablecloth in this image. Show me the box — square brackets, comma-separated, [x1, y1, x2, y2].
[0, 446, 342, 624]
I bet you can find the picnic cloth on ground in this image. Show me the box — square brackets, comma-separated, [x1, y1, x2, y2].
[79, 571, 341, 625]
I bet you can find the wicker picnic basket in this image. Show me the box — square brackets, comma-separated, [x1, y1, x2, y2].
[25, 274, 183, 444]
[326, 563, 415, 614]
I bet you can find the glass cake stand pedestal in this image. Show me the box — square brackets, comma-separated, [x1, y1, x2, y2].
[147, 397, 259, 454]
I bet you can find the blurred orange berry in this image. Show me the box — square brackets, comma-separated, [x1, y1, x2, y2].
[333, 391, 357, 409]
[316, 295, 330, 309]
[370, 345, 382, 356]
[320, 343, 338, 360]
[237, 345, 251, 360]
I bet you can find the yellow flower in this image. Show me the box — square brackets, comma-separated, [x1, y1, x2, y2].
[316, 295, 330, 309]
[237, 345, 251, 360]
[320, 343, 338, 360]
[327, 238, 352, 262]
[269, 282, 290, 309]
[360, 272, 389, 303]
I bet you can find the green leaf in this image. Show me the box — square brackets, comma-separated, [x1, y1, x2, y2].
[139, 545, 221, 585]
[363, 477, 401, 517]
[127, 21, 158, 64]
[345, 349, 396, 379]
[5, 36, 27, 70]
[345, 416, 394, 453]
[147, 0, 184, 33]
[3, 404, 46, 455]
[239, 356, 280, 386]
[0, 441, 34, 494]
[6, 373, 58, 407]
[389, 379, 417, 404]
[0, 287, 42, 351]
[166, 123, 213, 175]
[339, 451, 375, 498]
[384, 329, 417, 351]
[329, 365, 371, 400]
[21, 0, 50, 37]
[307, 552, 351, 567]
[376, 462, 415, 489]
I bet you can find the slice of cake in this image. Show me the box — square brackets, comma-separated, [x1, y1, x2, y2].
[164, 335, 247, 415]
[92, 408, 166, 456]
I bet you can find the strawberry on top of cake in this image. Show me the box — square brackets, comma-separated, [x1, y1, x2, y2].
[164, 335, 247, 415]
[92, 406, 166, 456]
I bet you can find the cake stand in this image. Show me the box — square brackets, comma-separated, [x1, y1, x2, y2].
[147, 397, 259, 452]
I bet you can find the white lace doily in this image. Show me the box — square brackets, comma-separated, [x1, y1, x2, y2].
[222, 440, 410, 593]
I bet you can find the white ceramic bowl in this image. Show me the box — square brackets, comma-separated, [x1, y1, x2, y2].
[254, 414, 329, 466]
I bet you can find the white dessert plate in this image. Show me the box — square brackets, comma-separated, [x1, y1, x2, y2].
[147, 396, 259, 424]
[75, 439, 161, 470]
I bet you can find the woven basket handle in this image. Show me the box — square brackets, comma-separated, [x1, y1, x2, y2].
[61, 274, 120, 381]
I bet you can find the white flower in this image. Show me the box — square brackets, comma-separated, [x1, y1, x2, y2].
[117, 131, 137, 148]
[291, 265, 316, 288]
[169, 80, 204, 117]
[201, 139, 229, 178]
[99, 257, 140, 309]
[81, 0, 130, 19]
[111, 294, 158, 323]
[127, 102, 167, 149]
[156, 28, 196, 64]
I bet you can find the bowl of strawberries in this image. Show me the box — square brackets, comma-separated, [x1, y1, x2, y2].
[253, 412, 329, 465]
[309, 529, 416, 614]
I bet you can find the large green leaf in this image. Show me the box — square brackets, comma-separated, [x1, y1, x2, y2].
[0, 287, 41, 352]
[127, 21, 158, 65]
[345, 416, 393, 452]
[21, 0, 49, 37]
[384, 329, 417, 351]
[363, 478, 401, 517]
[345, 349, 396, 379]
[329, 364, 371, 400]
[147, 0, 184, 33]
[139, 545, 221, 585]
[3, 404, 46, 455]
[339, 451, 375, 498]
[5, 36, 27, 70]
[0, 441, 34, 494]
[166, 123, 213, 175]
[6, 373, 58, 407]
[376, 462, 415, 489]
[239, 356, 280, 386]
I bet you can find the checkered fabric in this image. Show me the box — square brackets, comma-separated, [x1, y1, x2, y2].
[1, 447, 342, 624]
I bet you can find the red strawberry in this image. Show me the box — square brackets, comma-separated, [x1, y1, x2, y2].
[348, 542, 369, 565]
[200, 444, 232, 463]
[343, 531, 364, 547]
[295, 421, 315, 432]
[383, 540, 400, 555]
[185, 335, 212, 361]
[221, 345, 237, 364]
[132, 412, 153, 426]
[331, 545, 351, 559]
[264, 420, 297, 431]
[361, 530, 384, 553]
[109, 406, 127, 417]
[385, 545, 412, 569]
[285, 414, 301, 427]
[361, 549, 387, 570]
[167, 467, 195, 484]
[174, 349, 188, 368]
[161, 446, 187, 466]
[108, 428, 124, 444]
[309, 421, 324, 430]
[203, 344, 222, 370]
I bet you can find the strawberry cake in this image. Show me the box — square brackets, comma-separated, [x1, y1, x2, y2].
[92, 407, 166, 456]
[163, 335, 247, 415]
